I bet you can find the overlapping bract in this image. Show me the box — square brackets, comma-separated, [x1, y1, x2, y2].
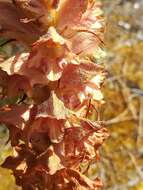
[0, 0, 108, 190]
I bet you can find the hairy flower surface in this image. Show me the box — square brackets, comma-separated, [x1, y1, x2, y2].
[0, 0, 108, 190]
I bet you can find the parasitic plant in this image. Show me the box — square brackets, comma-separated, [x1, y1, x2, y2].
[0, 0, 108, 189]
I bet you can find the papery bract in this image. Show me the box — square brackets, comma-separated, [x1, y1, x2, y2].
[56, 62, 106, 112]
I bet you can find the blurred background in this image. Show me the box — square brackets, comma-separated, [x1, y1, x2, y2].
[0, 0, 143, 189]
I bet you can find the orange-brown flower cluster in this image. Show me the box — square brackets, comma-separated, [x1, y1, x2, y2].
[0, 0, 108, 190]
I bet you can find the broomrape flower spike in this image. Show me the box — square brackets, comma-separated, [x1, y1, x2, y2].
[0, 0, 108, 189]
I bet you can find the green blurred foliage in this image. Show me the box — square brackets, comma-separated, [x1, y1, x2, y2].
[0, 125, 20, 190]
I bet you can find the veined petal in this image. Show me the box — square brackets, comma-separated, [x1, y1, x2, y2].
[56, 62, 105, 111]
[57, 0, 88, 30]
